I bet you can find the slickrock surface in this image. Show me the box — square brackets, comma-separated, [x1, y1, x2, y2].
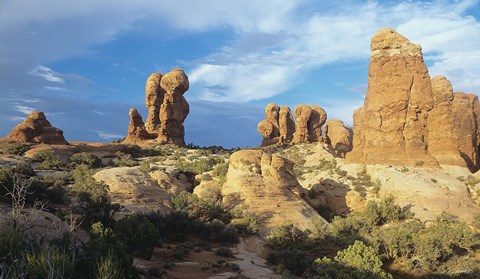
[5, 112, 68, 144]
[221, 149, 327, 237]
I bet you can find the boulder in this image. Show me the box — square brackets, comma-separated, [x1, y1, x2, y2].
[93, 167, 172, 214]
[324, 120, 352, 158]
[5, 112, 68, 144]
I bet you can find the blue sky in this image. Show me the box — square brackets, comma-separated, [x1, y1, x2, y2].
[1, 0, 479, 148]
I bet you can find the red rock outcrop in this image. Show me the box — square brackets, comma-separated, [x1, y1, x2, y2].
[348, 28, 438, 166]
[348, 28, 480, 170]
[292, 105, 312, 144]
[123, 108, 150, 144]
[257, 103, 280, 146]
[427, 76, 465, 166]
[278, 106, 295, 144]
[157, 68, 190, 146]
[145, 73, 164, 133]
[123, 68, 190, 146]
[452, 92, 480, 169]
[258, 103, 327, 146]
[308, 105, 327, 143]
[5, 112, 68, 144]
[325, 120, 352, 158]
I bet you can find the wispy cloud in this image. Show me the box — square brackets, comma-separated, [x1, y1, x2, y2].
[28, 65, 65, 83]
[94, 130, 124, 140]
[14, 105, 36, 115]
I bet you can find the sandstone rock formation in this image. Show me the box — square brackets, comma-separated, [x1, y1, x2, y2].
[308, 105, 327, 143]
[258, 103, 327, 146]
[257, 103, 280, 146]
[123, 108, 150, 144]
[324, 120, 352, 158]
[278, 106, 295, 144]
[292, 105, 312, 144]
[347, 28, 480, 169]
[145, 73, 164, 133]
[5, 112, 68, 144]
[222, 149, 327, 236]
[452, 92, 480, 169]
[158, 68, 190, 146]
[123, 68, 190, 146]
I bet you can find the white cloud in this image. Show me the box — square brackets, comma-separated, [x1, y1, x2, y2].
[1, 0, 479, 115]
[188, 0, 480, 102]
[28, 66, 65, 83]
[14, 105, 35, 115]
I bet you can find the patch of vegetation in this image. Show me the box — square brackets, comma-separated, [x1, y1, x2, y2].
[32, 150, 64, 169]
[3, 142, 31, 155]
[112, 151, 138, 167]
[176, 155, 224, 175]
[70, 165, 120, 227]
[69, 152, 102, 168]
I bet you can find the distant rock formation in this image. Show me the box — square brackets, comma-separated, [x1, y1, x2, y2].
[347, 28, 480, 170]
[123, 68, 190, 146]
[123, 108, 150, 144]
[325, 120, 352, 158]
[278, 106, 295, 145]
[257, 103, 281, 146]
[221, 149, 327, 236]
[258, 103, 327, 146]
[145, 73, 164, 133]
[5, 112, 68, 144]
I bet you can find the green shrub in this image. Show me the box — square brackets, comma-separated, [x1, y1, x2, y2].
[360, 195, 411, 227]
[139, 161, 151, 173]
[88, 223, 139, 279]
[112, 152, 137, 167]
[267, 224, 309, 251]
[32, 150, 64, 169]
[215, 247, 233, 257]
[69, 152, 102, 168]
[113, 214, 161, 260]
[71, 165, 119, 227]
[268, 249, 309, 276]
[375, 220, 422, 260]
[335, 240, 391, 278]
[176, 156, 223, 175]
[3, 143, 30, 156]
